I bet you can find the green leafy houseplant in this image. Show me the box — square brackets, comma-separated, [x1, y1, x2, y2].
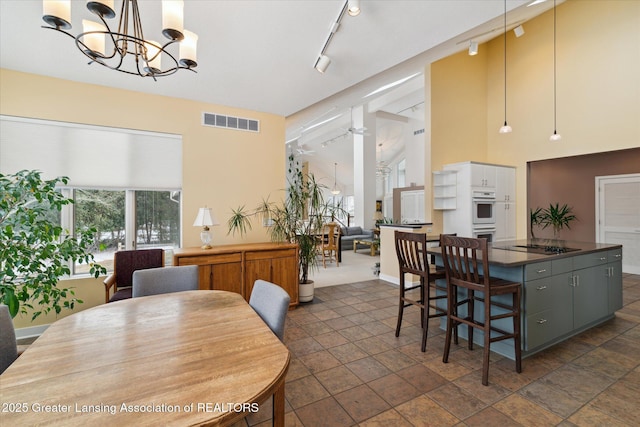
[0, 170, 106, 319]
[228, 155, 343, 284]
[529, 207, 544, 239]
[540, 203, 577, 239]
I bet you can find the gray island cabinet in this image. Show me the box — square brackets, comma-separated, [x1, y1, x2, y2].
[427, 240, 623, 359]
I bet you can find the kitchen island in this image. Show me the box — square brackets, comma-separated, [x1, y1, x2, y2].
[427, 239, 623, 359]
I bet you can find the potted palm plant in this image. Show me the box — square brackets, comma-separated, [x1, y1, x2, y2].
[540, 202, 577, 239]
[228, 154, 343, 302]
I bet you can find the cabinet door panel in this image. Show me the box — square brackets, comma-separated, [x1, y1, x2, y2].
[211, 262, 243, 296]
[245, 259, 272, 297]
[271, 256, 298, 304]
[607, 261, 623, 313]
[574, 266, 608, 329]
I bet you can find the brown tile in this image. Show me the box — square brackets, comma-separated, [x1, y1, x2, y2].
[395, 395, 460, 426]
[284, 326, 310, 342]
[518, 380, 583, 418]
[287, 336, 324, 357]
[422, 357, 473, 382]
[368, 373, 421, 406]
[373, 349, 417, 372]
[571, 346, 637, 380]
[285, 358, 311, 382]
[462, 407, 522, 427]
[328, 342, 369, 364]
[537, 363, 615, 403]
[427, 383, 487, 419]
[334, 384, 390, 423]
[600, 334, 640, 357]
[493, 394, 563, 427]
[294, 396, 354, 427]
[332, 305, 361, 317]
[481, 363, 533, 392]
[298, 350, 342, 374]
[339, 325, 373, 341]
[312, 308, 343, 321]
[345, 356, 392, 382]
[396, 364, 449, 393]
[453, 370, 512, 404]
[300, 321, 334, 336]
[590, 375, 640, 425]
[358, 409, 413, 427]
[313, 331, 350, 349]
[314, 365, 363, 395]
[353, 336, 393, 355]
[352, 301, 379, 312]
[285, 375, 330, 409]
[360, 320, 394, 336]
[568, 404, 631, 427]
[324, 316, 357, 330]
[344, 312, 376, 325]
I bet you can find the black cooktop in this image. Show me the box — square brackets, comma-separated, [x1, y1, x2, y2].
[494, 244, 581, 255]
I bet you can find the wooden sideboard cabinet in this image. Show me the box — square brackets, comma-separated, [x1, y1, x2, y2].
[173, 242, 299, 308]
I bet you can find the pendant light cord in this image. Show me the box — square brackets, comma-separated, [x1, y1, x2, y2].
[503, 0, 507, 126]
[553, 0, 557, 132]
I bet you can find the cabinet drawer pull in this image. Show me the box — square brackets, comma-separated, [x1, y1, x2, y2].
[536, 269, 547, 274]
[599, 257, 607, 261]
[615, 254, 621, 258]
[537, 319, 548, 324]
[536, 286, 547, 291]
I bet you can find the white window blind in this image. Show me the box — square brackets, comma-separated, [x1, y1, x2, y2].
[0, 116, 182, 189]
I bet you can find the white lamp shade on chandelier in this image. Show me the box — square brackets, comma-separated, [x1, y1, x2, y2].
[41, 0, 198, 78]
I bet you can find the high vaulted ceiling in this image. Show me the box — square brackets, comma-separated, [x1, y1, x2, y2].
[1, 1, 557, 187]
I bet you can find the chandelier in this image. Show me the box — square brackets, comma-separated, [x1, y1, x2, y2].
[42, 0, 198, 79]
[376, 161, 391, 179]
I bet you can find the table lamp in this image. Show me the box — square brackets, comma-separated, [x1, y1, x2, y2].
[193, 207, 219, 249]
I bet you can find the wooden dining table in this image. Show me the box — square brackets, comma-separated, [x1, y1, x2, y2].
[0, 290, 290, 426]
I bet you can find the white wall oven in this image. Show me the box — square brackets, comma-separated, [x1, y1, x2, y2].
[472, 190, 496, 225]
[472, 225, 496, 243]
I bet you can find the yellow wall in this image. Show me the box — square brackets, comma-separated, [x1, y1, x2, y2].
[430, 0, 640, 238]
[1, 69, 285, 329]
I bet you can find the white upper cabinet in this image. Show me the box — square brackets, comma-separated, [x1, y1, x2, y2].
[495, 166, 516, 202]
[471, 163, 496, 188]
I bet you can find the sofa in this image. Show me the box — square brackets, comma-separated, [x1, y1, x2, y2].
[339, 226, 375, 251]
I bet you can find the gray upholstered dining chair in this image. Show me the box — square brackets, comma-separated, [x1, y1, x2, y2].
[249, 280, 290, 341]
[132, 265, 199, 298]
[1, 305, 19, 374]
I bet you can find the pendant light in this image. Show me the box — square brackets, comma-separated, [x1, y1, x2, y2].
[550, 0, 562, 142]
[331, 163, 341, 195]
[499, 0, 512, 134]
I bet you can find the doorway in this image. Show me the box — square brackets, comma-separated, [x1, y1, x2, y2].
[596, 174, 640, 274]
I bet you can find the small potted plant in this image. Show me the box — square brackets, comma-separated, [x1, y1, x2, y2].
[540, 203, 577, 240]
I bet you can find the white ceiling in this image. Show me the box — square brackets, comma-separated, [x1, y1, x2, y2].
[0, 0, 557, 188]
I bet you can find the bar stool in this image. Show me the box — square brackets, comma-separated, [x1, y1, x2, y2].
[394, 231, 449, 352]
[440, 235, 522, 386]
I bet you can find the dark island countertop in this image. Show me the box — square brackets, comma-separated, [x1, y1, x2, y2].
[379, 223, 432, 229]
[426, 238, 622, 267]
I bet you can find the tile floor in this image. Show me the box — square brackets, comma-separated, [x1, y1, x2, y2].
[246, 273, 640, 426]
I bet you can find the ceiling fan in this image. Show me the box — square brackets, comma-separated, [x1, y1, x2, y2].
[343, 107, 369, 135]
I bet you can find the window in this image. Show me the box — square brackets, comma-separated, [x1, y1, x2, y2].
[68, 189, 180, 274]
[397, 159, 406, 188]
[1, 116, 184, 276]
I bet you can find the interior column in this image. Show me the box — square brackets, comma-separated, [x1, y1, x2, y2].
[352, 105, 377, 230]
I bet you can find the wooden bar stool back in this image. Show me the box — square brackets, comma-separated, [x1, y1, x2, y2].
[394, 231, 447, 352]
[440, 235, 522, 385]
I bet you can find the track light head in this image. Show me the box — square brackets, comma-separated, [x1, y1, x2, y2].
[348, 0, 361, 17]
[514, 25, 525, 38]
[468, 41, 478, 56]
[315, 55, 331, 73]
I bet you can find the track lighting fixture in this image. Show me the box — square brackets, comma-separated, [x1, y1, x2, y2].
[468, 41, 478, 56]
[499, 0, 512, 134]
[315, 55, 331, 73]
[513, 25, 525, 38]
[550, 0, 561, 142]
[348, 0, 361, 17]
[314, 0, 360, 73]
